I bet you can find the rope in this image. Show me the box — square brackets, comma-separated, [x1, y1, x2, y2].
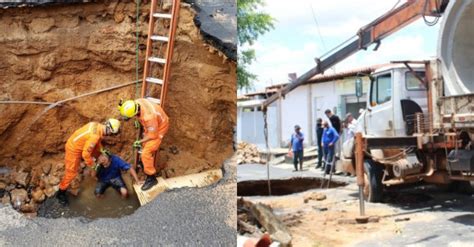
[0, 101, 53, 105]
[309, 3, 327, 51]
[135, 0, 142, 98]
[54, 81, 141, 106]
[263, 109, 272, 196]
[363, 147, 415, 162]
[0, 80, 141, 107]
[422, 0, 440, 26]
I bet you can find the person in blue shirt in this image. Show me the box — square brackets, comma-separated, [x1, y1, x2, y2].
[288, 125, 304, 171]
[322, 121, 339, 175]
[92, 152, 140, 198]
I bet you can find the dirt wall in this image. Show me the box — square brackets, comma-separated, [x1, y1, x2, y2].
[0, 1, 236, 184]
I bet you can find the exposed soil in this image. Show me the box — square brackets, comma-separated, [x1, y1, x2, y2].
[241, 191, 399, 247]
[0, 1, 235, 213]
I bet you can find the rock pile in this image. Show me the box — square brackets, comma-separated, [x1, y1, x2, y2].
[0, 162, 82, 217]
[303, 192, 327, 203]
[235, 143, 264, 165]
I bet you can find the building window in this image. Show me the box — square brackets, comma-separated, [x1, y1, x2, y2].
[405, 71, 426, 91]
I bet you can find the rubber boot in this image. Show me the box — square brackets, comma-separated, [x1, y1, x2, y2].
[141, 175, 158, 191]
[56, 189, 68, 206]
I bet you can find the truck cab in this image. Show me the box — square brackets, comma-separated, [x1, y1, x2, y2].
[360, 64, 427, 138]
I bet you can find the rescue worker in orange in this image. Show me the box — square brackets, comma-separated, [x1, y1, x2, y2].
[56, 119, 121, 205]
[118, 98, 169, 191]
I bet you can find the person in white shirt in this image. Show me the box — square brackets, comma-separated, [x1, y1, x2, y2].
[345, 112, 358, 140]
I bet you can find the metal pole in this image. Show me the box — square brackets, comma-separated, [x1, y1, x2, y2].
[355, 133, 366, 217]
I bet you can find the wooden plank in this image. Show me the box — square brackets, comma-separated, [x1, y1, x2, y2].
[133, 169, 223, 205]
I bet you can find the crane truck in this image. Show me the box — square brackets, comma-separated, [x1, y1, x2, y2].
[263, 0, 474, 202]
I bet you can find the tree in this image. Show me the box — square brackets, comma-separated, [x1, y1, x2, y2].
[237, 0, 274, 89]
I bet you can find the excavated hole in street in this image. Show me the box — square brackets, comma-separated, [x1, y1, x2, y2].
[38, 175, 140, 220]
[237, 178, 347, 196]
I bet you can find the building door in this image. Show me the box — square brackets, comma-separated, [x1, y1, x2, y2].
[342, 94, 366, 119]
[312, 96, 325, 145]
[346, 102, 366, 119]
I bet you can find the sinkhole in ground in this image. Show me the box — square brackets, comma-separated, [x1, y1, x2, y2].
[237, 177, 347, 196]
[38, 175, 140, 220]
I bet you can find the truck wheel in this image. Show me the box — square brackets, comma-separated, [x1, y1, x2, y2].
[363, 159, 384, 202]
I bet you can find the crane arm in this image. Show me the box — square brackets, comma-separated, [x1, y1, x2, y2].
[262, 0, 448, 109]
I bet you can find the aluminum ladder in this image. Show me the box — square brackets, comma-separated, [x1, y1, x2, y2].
[141, 0, 181, 106]
[135, 0, 180, 171]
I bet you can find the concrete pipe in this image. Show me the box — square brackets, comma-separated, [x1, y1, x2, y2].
[438, 0, 474, 95]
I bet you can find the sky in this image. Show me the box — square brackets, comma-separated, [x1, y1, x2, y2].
[243, 0, 442, 91]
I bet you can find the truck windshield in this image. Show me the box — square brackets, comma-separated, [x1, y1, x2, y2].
[376, 74, 392, 104]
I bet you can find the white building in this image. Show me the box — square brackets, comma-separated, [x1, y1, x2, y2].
[238, 66, 381, 148]
[236, 85, 283, 148]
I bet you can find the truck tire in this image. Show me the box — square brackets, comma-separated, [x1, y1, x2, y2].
[363, 159, 384, 202]
[449, 181, 474, 194]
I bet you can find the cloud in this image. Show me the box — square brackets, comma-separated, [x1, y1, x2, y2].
[263, 0, 400, 29]
[244, 0, 441, 90]
[247, 41, 320, 89]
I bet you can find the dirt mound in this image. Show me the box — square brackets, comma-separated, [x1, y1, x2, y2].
[0, 0, 235, 201]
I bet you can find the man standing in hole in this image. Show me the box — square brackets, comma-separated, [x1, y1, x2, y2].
[288, 125, 304, 171]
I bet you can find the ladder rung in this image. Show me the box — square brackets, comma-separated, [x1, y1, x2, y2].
[148, 57, 166, 64]
[151, 35, 169, 42]
[153, 13, 172, 19]
[146, 97, 161, 105]
[145, 77, 163, 85]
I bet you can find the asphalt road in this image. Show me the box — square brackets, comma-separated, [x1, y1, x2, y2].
[356, 186, 474, 246]
[0, 160, 236, 246]
[186, 0, 236, 60]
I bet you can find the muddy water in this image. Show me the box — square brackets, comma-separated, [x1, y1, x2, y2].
[39, 174, 140, 219]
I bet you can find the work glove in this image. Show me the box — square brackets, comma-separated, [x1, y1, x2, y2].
[134, 120, 141, 129]
[133, 140, 142, 149]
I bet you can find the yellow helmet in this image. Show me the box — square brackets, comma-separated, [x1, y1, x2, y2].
[118, 100, 138, 118]
[106, 118, 121, 134]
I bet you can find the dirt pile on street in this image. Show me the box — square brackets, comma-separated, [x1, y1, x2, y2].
[252, 191, 397, 246]
[0, 1, 235, 212]
[235, 142, 263, 165]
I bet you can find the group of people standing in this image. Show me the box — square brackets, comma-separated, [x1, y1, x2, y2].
[288, 109, 357, 174]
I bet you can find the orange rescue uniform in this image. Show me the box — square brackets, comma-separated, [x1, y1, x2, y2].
[136, 98, 169, 175]
[59, 122, 104, 190]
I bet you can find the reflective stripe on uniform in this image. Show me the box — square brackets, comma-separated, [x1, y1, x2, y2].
[141, 98, 163, 118]
[73, 123, 94, 143]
